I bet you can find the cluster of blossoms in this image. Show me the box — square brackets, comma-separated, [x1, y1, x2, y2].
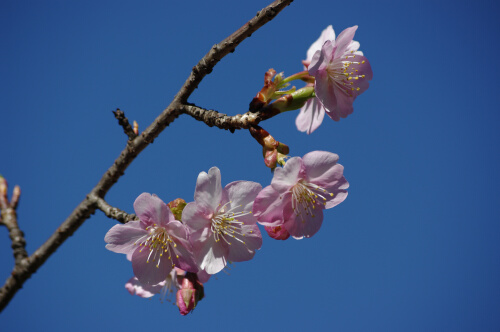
[104, 25, 370, 315]
[296, 25, 373, 134]
[105, 152, 347, 314]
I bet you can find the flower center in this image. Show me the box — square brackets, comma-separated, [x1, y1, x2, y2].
[135, 224, 177, 268]
[211, 201, 252, 246]
[291, 181, 334, 221]
[326, 52, 367, 97]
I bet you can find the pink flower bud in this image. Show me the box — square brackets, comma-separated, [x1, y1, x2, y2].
[176, 272, 205, 315]
[265, 225, 290, 240]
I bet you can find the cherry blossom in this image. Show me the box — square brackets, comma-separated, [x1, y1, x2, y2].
[182, 167, 262, 274]
[308, 26, 373, 122]
[296, 26, 372, 133]
[253, 151, 348, 238]
[105, 193, 197, 285]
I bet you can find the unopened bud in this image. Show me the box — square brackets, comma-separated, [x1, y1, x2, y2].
[168, 198, 187, 221]
[176, 272, 204, 316]
[265, 225, 290, 240]
[11, 185, 21, 209]
[249, 126, 289, 170]
[133, 121, 139, 135]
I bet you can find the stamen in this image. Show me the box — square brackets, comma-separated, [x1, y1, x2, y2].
[211, 202, 252, 247]
[291, 181, 333, 222]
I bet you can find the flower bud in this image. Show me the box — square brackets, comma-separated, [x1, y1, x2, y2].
[249, 125, 289, 170]
[265, 225, 290, 240]
[168, 198, 187, 221]
[176, 272, 205, 315]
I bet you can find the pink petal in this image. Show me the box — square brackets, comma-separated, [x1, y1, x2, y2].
[194, 167, 222, 212]
[302, 151, 341, 186]
[306, 25, 336, 62]
[296, 98, 326, 134]
[334, 26, 358, 58]
[345, 40, 361, 54]
[198, 237, 228, 274]
[171, 239, 198, 273]
[196, 270, 211, 283]
[253, 185, 287, 227]
[182, 202, 211, 232]
[133, 193, 170, 227]
[125, 277, 164, 298]
[325, 189, 348, 209]
[132, 246, 172, 285]
[224, 180, 262, 214]
[271, 157, 303, 193]
[314, 70, 341, 121]
[282, 199, 325, 238]
[104, 220, 148, 255]
[227, 224, 262, 262]
[333, 87, 354, 119]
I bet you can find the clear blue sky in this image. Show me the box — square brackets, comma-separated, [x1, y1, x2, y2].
[2, 0, 500, 330]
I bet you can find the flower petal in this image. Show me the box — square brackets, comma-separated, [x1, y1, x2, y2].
[314, 70, 341, 121]
[302, 151, 341, 185]
[104, 220, 148, 255]
[333, 87, 354, 119]
[194, 167, 222, 212]
[334, 26, 358, 58]
[171, 239, 198, 273]
[296, 97, 326, 134]
[133, 193, 170, 227]
[227, 224, 262, 262]
[132, 247, 172, 285]
[125, 277, 164, 298]
[306, 25, 336, 62]
[182, 202, 211, 232]
[198, 237, 228, 275]
[271, 157, 303, 193]
[283, 199, 325, 238]
[224, 180, 262, 215]
[253, 185, 287, 227]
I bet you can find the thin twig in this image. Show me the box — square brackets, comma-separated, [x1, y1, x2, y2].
[0, 0, 294, 312]
[93, 195, 137, 224]
[113, 108, 138, 141]
[0, 180, 28, 267]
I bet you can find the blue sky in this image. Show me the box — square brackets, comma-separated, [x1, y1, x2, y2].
[2, 0, 500, 330]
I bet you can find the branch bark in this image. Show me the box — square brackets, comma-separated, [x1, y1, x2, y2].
[0, 0, 294, 312]
[93, 195, 137, 224]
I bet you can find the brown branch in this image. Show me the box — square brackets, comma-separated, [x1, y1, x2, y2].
[179, 103, 281, 131]
[113, 108, 138, 141]
[173, 0, 294, 104]
[0, 0, 294, 312]
[0, 179, 28, 266]
[93, 195, 137, 224]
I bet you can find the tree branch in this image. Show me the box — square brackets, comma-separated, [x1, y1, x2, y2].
[0, 0, 294, 312]
[173, 0, 294, 104]
[113, 108, 138, 141]
[93, 195, 137, 224]
[0, 180, 28, 266]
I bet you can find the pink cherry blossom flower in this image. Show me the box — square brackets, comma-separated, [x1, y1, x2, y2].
[125, 268, 180, 301]
[296, 25, 335, 134]
[253, 151, 348, 238]
[182, 167, 263, 275]
[105, 193, 198, 285]
[296, 26, 372, 133]
[308, 26, 373, 122]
